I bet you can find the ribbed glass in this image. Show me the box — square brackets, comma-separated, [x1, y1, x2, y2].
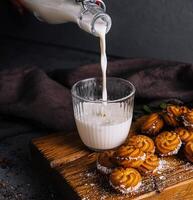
[71, 77, 135, 151]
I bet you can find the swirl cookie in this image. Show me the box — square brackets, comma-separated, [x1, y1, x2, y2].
[109, 167, 142, 194]
[180, 106, 190, 114]
[138, 153, 160, 174]
[184, 141, 193, 163]
[155, 131, 182, 156]
[97, 150, 116, 175]
[141, 113, 164, 136]
[162, 105, 182, 127]
[182, 110, 193, 129]
[114, 146, 146, 168]
[174, 128, 193, 143]
[127, 135, 155, 154]
[162, 105, 190, 127]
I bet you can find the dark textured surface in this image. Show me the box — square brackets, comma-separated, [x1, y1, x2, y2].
[0, 132, 55, 200]
[2, 0, 193, 62]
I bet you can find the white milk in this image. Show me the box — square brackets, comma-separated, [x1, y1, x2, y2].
[75, 103, 132, 150]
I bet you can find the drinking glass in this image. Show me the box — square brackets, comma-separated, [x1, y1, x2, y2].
[71, 77, 135, 151]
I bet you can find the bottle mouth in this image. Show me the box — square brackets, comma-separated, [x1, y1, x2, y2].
[77, 0, 112, 36]
[91, 13, 112, 36]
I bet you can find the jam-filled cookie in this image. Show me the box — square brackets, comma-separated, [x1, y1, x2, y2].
[138, 153, 160, 174]
[174, 127, 193, 143]
[182, 110, 193, 129]
[184, 141, 193, 163]
[141, 113, 164, 136]
[114, 146, 146, 168]
[155, 131, 182, 156]
[97, 150, 116, 175]
[126, 135, 155, 154]
[109, 167, 142, 194]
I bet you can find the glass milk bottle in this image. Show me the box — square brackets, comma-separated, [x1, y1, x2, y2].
[19, 0, 112, 36]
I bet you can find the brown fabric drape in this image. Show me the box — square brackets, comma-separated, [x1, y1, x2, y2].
[0, 58, 193, 135]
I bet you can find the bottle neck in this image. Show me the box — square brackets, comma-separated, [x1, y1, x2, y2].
[77, 0, 112, 36]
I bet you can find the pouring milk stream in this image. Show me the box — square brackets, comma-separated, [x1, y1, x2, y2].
[98, 26, 108, 103]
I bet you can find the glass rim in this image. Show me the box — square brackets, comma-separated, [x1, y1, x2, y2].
[71, 77, 135, 103]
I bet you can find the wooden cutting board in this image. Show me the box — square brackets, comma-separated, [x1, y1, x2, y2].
[30, 117, 193, 200]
